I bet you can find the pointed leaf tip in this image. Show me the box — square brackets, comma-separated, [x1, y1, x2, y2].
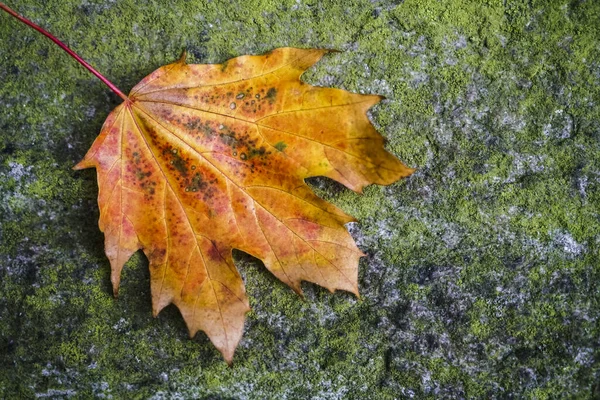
[73, 159, 91, 170]
[178, 49, 187, 64]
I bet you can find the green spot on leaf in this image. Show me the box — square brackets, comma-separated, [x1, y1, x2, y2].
[274, 141, 287, 152]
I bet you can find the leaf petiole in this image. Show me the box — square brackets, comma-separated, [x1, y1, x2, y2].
[0, 2, 129, 102]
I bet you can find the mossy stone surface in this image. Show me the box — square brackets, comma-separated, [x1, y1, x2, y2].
[1, 0, 600, 398]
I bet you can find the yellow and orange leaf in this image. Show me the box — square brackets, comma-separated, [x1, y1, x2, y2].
[75, 47, 414, 363]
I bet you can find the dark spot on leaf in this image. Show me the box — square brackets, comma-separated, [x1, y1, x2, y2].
[266, 87, 277, 104]
[248, 146, 267, 159]
[187, 173, 208, 193]
[274, 141, 287, 152]
[169, 151, 188, 177]
[219, 132, 238, 147]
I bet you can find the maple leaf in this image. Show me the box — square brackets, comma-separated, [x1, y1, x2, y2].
[72, 48, 413, 362]
[0, 2, 415, 364]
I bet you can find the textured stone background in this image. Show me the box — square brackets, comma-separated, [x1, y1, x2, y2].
[1, 0, 600, 398]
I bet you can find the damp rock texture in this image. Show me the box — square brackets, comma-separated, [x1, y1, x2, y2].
[1, 0, 599, 398]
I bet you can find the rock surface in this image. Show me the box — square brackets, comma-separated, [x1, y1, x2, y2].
[1, 0, 599, 398]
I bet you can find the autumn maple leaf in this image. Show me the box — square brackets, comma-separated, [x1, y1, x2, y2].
[1, 3, 414, 364]
[73, 48, 414, 362]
